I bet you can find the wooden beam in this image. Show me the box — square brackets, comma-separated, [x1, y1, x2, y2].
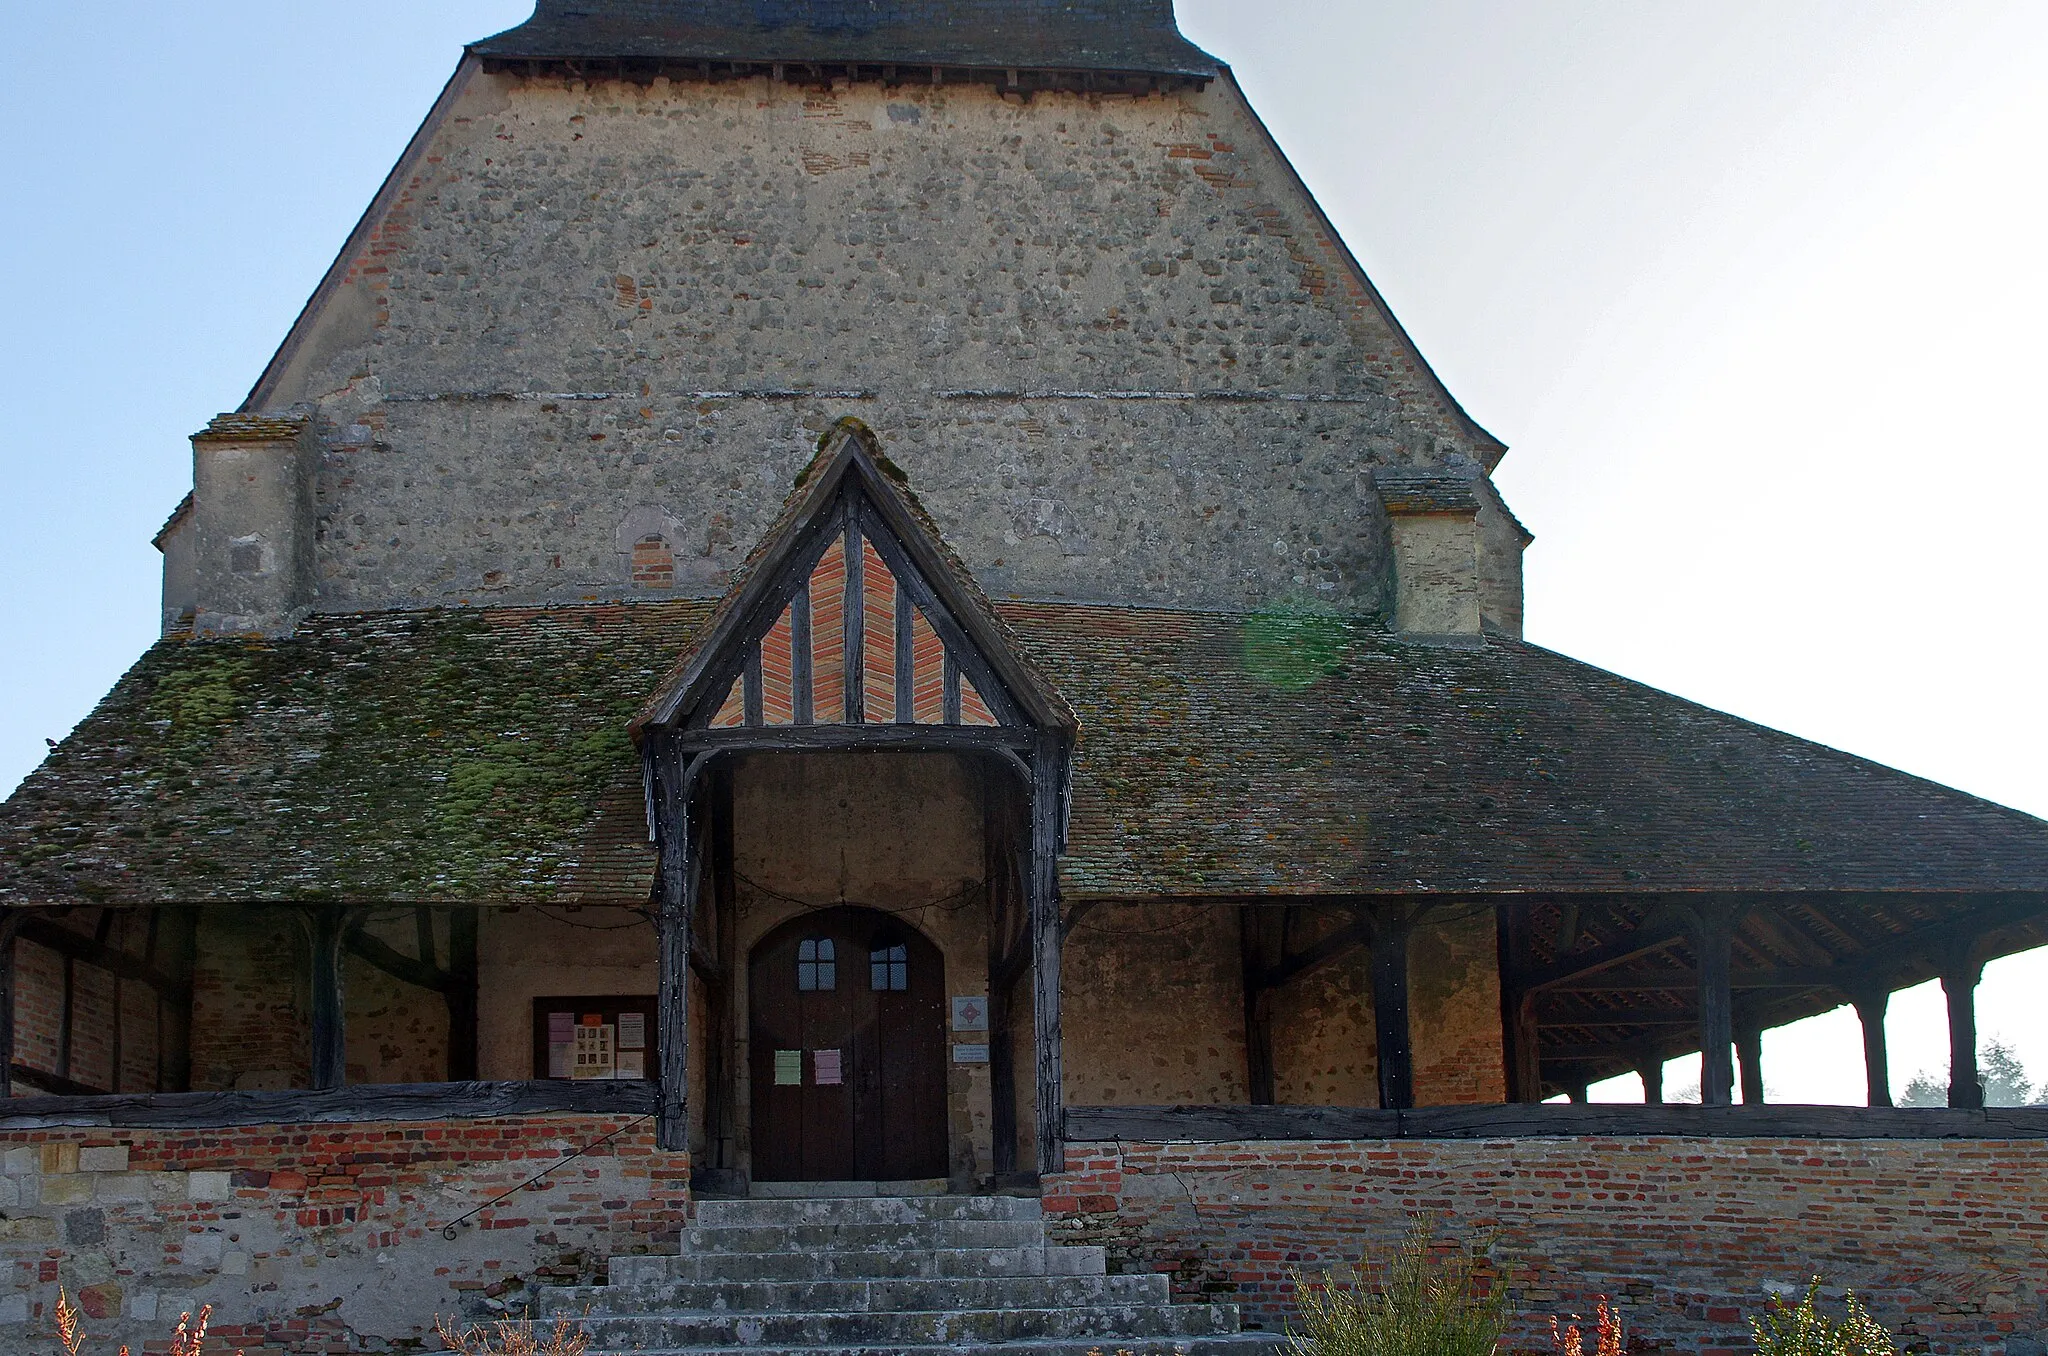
[1064, 1102, 2048, 1144]
[0, 912, 22, 1100]
[1240, 908, 1281, 1106]
[1637, 1057, 1665, 1104]
[1513, 918, 1690, 993]
[15, 917, 185, 996]
[345, 927, 452, 993]
[1736, 1021, 1765, 1105]
[1257, 909, 1373, 991]
[0, 1078, 655, 1130]
[986, 774, 1024, 1178]
[674, 724, 1031, 753]
[654, 744, 696, 1152]
[894, 582, 915, 723]
[790, 578, 814, 725]
[1498, 906, 1543, 1104]
[304, 906, 354, 1091]
[1694, 902, 1737, 1107]
[1371, 904, 1415, 1111]
[156, 908, 198, 1093]
[1851, 986, 1892, 1108]
[1941, 948, 1985, 1110]
[1029, 736, 1066, 1176]
[445, 908, 480, 1083]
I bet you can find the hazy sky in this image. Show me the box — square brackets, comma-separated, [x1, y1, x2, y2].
[4, 2, 2043, 1103]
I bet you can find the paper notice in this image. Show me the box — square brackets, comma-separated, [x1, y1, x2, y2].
[951, 1043, 991, 1065]
[774, 1049, 802, 1086]
[616, 1051, 645, 1080]
[618, 1011, 646, 1050]
[814, 1049, 843, 1085]
[548, 1043, 571, 1078]
[572, 1022, 615, 1079]
[548, 1011, 574, 1042]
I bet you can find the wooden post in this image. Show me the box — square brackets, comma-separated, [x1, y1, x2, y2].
[445, 907, 480, 1082]
[1637, 1057, 1664, 1105]
[704, 764, 739, 1170]
[156, 907, 198, 1093]
[1693, 902, 1737, 1107]
[1240, 908, 1279, 1106]
[1941, 949, 1985, 1110]
[0, 911, 22, 1099]
[1566, 1082, 1588, 1104]
[306, 906, 350, 1090]
[1029, 737, 1065, 1177]
[1850, 986, 1892, 1108]
[985, 772, 1024, 1179]
[654, 743, 696, 1152]
[1371, 904, 1414, 1111]
[1735, 1021, 1764, 1105]
[1497, 905, 1543, 1103]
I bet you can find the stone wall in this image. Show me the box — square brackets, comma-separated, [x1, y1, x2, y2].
[226, 68, 1523, 620]
[1044, 1136, 2048, 1356]
[0, 1115, 685, 1353]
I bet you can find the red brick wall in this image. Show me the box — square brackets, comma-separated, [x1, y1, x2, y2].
[190, 910, 309, 1090]
[0, 1115, 687, 1352]
[11, 938, 64, 1079]
[1046, 1137, 2048, 1356]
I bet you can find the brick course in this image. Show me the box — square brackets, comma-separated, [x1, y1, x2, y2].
[1045, 1136, 2048, 1356]
[0, 1115, 687, 1353]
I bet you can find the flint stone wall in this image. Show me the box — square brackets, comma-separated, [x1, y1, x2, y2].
[255, 69, 1514, 618]
[0, 1116, 684, 1353]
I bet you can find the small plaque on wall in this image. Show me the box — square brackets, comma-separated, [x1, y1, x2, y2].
[951, 996, 989, 1032]
[952, 1043, 991, 1065]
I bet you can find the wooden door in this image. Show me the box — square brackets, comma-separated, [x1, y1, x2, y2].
[749, 908, 947, 1182]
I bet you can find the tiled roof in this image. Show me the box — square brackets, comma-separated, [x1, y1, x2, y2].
[192, 413, 308, 443]
[6, 600, 2048, 907]
[469, 0, 1221, 78]
[0, 604, 709, 908]
[1375, 468, 1480, 516]
[995, 602, 2048, 898]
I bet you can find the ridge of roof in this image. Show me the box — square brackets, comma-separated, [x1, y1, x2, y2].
[151, 492, 195, 551]
[1374, 466, 1482, 515]
[471, 0, 1221, 78]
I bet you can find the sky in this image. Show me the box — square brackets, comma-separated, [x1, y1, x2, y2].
[3, 1, 2044, 1104]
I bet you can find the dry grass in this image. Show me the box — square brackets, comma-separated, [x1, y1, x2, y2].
[433, 1315, 593, 1356]
[1288, 1219, 1512, 1356]
[1549, 1297, 1624, 1356]
[53, 1291, 237, 1356]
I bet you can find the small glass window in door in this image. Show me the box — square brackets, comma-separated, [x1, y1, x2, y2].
[871, 943, 908, 991]
[798, 938, 836, 991]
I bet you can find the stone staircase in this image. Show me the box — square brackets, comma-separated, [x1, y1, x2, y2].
[537, 1192, 1286, 1355]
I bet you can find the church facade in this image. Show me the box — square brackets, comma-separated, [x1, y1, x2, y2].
[3, 3, 2046, 1352]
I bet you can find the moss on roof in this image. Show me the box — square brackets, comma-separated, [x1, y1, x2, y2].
[0, 603, 708, 906]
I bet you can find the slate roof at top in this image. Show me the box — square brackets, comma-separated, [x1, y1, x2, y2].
[470, 0, 1222, 79]
[4, 600, 2048, 908]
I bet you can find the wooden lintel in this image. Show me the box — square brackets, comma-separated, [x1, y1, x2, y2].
[0, 1079, 656, 1130]
[1065, 1102, 2048, 1143]
[674, 723, 1031, 753]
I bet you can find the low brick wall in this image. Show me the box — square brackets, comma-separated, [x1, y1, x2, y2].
[0, 1115, 688, 1353]
[1045, 1137, 2048, 1356]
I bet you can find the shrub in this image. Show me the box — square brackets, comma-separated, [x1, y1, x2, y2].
[52, 1291, 237, 1356]
[434, 1315, 592, 1356]
[1288, 1219, 1512, 1356]
[1749, 1280, 1897, 1356]
[1550, 1297, 1624, 1356]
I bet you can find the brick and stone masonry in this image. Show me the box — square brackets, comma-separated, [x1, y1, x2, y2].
[0, 1115, 685, 1353]
[1044, 1136, 2048, 1356]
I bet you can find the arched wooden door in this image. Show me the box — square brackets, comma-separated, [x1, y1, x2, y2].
[748, 907, 947, 1182]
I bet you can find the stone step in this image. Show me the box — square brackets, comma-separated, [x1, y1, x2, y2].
[580, 1339, 1288, 1356]
[576, 1302, 1250, 1349]
[695, 1193, 1043, 1227]
[685, 1218, 1049, 1253]
[610, 1244, 1107, 1284]
[540, 1271, 1172, 1315]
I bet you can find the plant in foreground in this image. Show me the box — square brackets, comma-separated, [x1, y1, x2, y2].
[434, 1314, 592, 1356]
[1550, 1297, 1624, 1356]
[1288, 1218, 1512, 1356]
[53, 1290, 239, 1356]
[1749, 1279, 1897, 1356]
